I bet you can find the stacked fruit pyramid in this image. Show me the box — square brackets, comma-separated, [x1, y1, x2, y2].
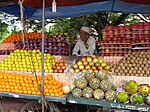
[71, 71, 116, 102]
[2, 32, 42, 43]
[68, 56, 111, 73]
[116, 80, 150, 105]
[0, 72, 64, 96]
[0, 49, 55, 73]
[112, 52, 150, 77]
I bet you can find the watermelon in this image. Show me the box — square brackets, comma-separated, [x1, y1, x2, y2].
[116, 91, 129, 103]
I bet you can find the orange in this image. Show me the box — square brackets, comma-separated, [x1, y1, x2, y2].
[50, 93, 55, 97]
[53, 89, 58, 94]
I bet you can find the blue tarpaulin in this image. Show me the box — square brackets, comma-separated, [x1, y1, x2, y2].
[0, 0, 150, 20]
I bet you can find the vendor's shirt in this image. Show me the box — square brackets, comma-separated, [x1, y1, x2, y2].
[72, 36, 96, 56]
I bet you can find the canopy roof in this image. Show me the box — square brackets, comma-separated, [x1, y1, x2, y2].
[0, 0, 150, 20]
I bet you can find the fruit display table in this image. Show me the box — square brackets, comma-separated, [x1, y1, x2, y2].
[67, 95, 150, 112]
[0, 92, 68, 104]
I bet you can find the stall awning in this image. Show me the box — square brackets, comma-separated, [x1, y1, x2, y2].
[0, 0, 150, 20]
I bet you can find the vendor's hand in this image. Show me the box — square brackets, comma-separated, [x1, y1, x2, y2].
[84, 42, 89, 49]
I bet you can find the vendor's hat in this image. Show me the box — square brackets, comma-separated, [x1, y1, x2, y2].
[80, 26, 90, 34]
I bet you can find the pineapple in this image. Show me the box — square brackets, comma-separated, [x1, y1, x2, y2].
[100, 79, 112, 92]
[93, 89, 104, 100]
[95, 70, 107, 81]
[105, 90, 116, 102]
[83, 87, 93, 99]
[75, 77, 87, 89]
[72, 88, 82, 98]
[89, 78, 100, 89]
[84, 72, 95, 81]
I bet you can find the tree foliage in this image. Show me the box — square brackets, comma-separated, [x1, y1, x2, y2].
[47, 13, 144, 39]
[0, 20, 9, 42]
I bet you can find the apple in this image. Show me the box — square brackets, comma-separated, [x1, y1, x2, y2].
[72, 64, 78, 69]
[89, 61, 94, 67]
[61, 66, 66, 70]
[92, 66, 96, 70]
[95, 62, 100, 67]
[80, 57, 86, 62]
[53, 69, 58, 73]
[93, 69, 98, 73]
[83, 61, 88, 66]
[86, 57, 92, 62]
[77, 61, 82, 66]
[75, 69, 80, 73]
[69, 68, 75, 73]
[82, 69, 87, 73]
[101, 62, 107, 67]
[91, 55, 96, 59]
[79, 65, 84, 70]
[85, 65, 91, 70]
[58, 69, 63, 73]
[97, 66, 103, 71]
[59, 59, 64, 63]
[59, 62, 64, 67]
[93, 58, 98, 63]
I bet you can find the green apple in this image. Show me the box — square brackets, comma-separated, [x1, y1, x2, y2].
[75, 69, 80, 73]
[77, 61, 82, 66]
[85, 65, 91, 70]
[86, 57, 92, 62]
[92, 66, 96, 70]
[82, 69, 87, 73]
[79, 65, 84, 70]
[95, 62, 100, 67]
[89, 61, 94, 67]
[101, 62, 107, 67]
[69, 68, 75, 73]
[93, 58, 98, 63]
[83, 61, 88, 66]
[72, 64, 78, 69]
[80, 57, 86, 62]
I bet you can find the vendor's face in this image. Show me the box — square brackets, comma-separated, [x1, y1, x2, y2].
[80, 30, 88, 41]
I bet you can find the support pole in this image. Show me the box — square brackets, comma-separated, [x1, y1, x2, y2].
[42, 0, 45, 112]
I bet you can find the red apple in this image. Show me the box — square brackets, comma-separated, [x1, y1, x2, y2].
[59, 59, 64, 63]
[53, 69, 58, 73]
[58, 69, 63, 73]
[56, 66, 61, 70]
[61, 66, 66, 70]
[59, 62, 64, 67]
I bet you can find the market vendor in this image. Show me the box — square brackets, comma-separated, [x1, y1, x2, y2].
[72, 26, 96, 56]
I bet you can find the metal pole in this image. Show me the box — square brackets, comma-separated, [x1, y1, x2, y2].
[42, 0, 45, 111]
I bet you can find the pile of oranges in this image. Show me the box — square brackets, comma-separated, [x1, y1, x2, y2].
[0, 72, 64, 97]
[2, 32, 42, 43]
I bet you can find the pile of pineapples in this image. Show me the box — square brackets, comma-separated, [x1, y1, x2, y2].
[72, 70, 116, 102]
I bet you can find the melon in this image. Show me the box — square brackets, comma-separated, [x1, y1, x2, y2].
[62, 86, 71, 94]
[116, 91, 129, 103]
[139, 84, 150, 96]
[124, 80, 138, 94]
[130, 93, 144, 105]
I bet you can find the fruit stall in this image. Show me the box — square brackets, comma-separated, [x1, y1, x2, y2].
[0, 26, 150, 111]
